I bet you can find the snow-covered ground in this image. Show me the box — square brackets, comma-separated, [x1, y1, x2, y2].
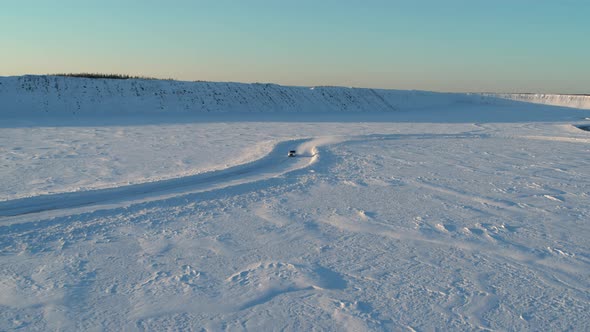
[0, 75, 533, 117]
[1, 77, 590, 331]
[487, 93, 590, 110]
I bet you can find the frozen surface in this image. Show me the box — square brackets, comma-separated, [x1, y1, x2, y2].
[0, 124, 275, 201]
[1, 77, 590, 331]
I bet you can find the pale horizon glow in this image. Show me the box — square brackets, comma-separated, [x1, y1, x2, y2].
[2, 0, 589, 93]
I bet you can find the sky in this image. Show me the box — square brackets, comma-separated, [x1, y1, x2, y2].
[2, 0, 589, 93]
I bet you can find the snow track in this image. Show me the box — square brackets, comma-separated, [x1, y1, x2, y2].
[0, 133, 489, 218]
[0, 138, 316, 217]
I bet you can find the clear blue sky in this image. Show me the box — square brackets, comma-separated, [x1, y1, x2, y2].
[2, 0, 589, 93]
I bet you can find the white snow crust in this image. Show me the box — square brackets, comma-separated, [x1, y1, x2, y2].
[1, 76, 589, 331]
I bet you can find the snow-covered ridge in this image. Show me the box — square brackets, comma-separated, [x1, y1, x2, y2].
[1, 75, 508, 116]
[484, 93, 590, 110]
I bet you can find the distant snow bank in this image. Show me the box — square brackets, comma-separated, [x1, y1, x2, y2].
[0, 75, 508, 116]
[1, 76, 588, 117]
[484, 93, 590, 110]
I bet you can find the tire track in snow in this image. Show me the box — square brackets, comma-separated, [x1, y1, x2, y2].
[0, 138, 316, 217]
[0, 132, 486, 219]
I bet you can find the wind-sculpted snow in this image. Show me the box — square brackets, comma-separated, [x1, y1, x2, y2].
[0, 75, 519, 116]
[1, 123, 588, 331]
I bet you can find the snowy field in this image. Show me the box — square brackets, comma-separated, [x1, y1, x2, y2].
[1, 79, 590, 331]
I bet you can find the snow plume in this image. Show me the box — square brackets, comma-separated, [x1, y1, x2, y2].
[297, 136, 346, 157]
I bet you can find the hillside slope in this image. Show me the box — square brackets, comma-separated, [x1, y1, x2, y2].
[485, 93, 590, 110]
[1, 75, 509, 116]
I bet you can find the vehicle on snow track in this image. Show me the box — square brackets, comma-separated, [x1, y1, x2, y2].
[287, 150, 297, 157]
